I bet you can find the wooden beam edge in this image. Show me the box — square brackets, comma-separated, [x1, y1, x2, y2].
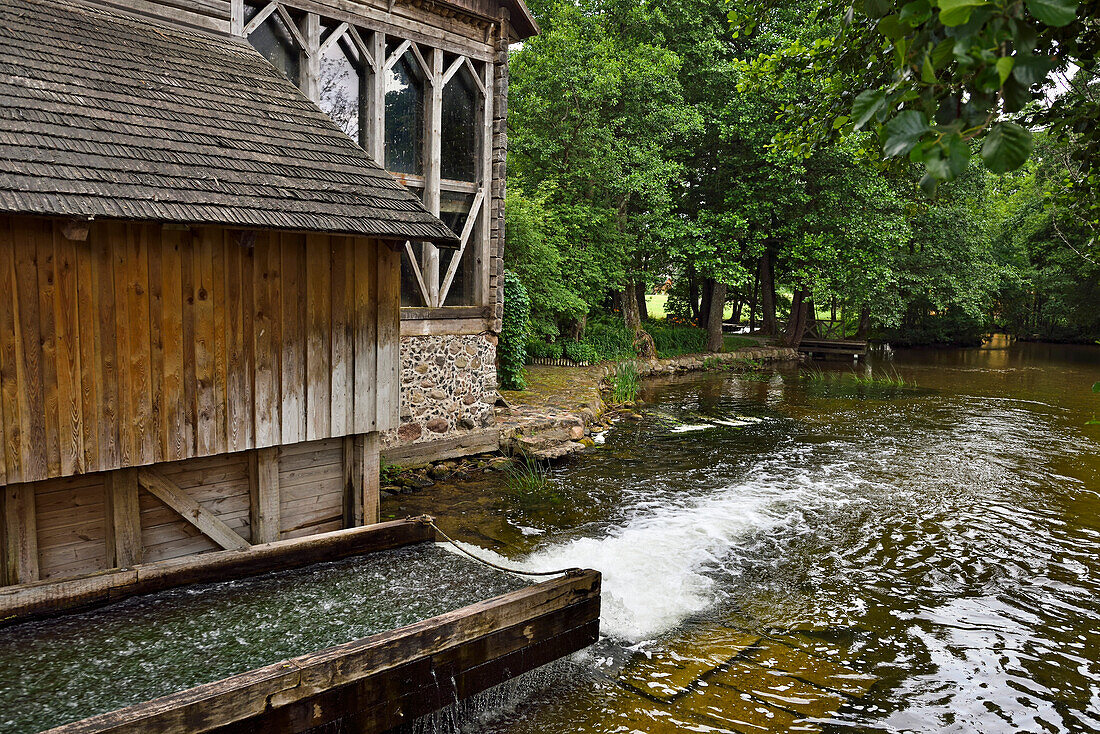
[43, 570, 601, 734]
[0, 519, 435, 625]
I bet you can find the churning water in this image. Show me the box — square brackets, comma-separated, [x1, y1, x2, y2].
[0, 544, 527, 733]
[396, 338, 1100, 733]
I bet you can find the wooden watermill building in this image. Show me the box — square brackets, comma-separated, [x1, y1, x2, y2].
[0, 0, 536, 587]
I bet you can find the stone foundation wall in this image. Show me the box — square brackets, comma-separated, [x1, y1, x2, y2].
[385, 333, 498, 447]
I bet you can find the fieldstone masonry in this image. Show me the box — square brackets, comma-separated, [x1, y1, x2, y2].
[384, 333, 499, 447]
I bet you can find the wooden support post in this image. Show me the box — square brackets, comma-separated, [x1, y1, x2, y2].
[424, 46, 444, 306]
[302, 13, 321, 102]
[105, 468, 142, 568]
[369, 31, 386, 164]
[2, 483, 38, 585]
[138, 468, 251, 551]
[249, 448, 281, 544]
[344, 433, 381, 528]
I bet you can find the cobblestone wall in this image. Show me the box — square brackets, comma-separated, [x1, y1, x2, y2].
[384, 333, 498, 446]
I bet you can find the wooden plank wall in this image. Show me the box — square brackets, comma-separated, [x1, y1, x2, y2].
[0, 215, 399, 487]
[28, 437, 350, 580]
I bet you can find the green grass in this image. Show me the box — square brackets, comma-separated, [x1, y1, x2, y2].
[723, 335, 757, 351]
[609, 361, 640, 404]
[644, 295, 736, 321]
[645, 294, 669, 319]
[801, 367, 913, 389]
[504, 457, 560, 506]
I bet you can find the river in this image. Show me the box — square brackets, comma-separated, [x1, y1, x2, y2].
[386, 337, 1100, 733]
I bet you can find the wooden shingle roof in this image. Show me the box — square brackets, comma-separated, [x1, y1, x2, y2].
[0, 0, 459, 245]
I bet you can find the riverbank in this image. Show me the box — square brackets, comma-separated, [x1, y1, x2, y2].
[381, 345, 799, 489]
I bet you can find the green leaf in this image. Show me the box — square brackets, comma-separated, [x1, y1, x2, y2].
[1013, 54, 1056, 86]
[931, 38, 955, 68]
[833, 115, 850, 129]
[852, 89, 886, 129]
[922, 54, 938, 82]
[900, 0, 932, 25]
[981, 122, 1033, 173]
[995, 57, 1014, 85]
[877, 14, 907, 39]
[882, 110, 931, 156]
[1025, 0, 1078, 26]
[925, 132, 971, 179]
[1093, 381, 1100, 393]
[938, 0, 989, 26]
[864, 0, 894, 18]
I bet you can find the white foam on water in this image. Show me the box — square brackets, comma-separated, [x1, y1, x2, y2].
[670, 424, 712, 433]
[443, 465, 860, 643]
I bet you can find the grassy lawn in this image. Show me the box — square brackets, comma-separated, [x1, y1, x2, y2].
[646, 294, 736, 321]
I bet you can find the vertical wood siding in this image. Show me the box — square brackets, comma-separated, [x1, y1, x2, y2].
[0, 215, 398, 487]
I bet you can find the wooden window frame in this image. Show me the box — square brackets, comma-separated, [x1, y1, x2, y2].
[236, 0, 495, 315]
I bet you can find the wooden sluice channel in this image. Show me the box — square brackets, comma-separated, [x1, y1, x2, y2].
[0, 518, 601, 734]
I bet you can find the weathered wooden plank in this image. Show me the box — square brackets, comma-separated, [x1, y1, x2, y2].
[280, 233, 305, 445]
[93, 231, 122, 474]
[0, 519, 435, 624]
[342, 437, 360, 529]
[146, 231, 166, 465]
[329, 237, 354, 437]
[36, 224, 62, 478]
[224, 236, 251, 453]
[305, 234, 331, 441]
[105, 468, 142, 568]
[2, 483, 38, 584]
[14, 224, 47, 482]
[0, 216, 19, 484]
[211, 229, 229, 455]
[137, 468, 250, 552]
[158, 230, 187, 462]
[252, 231, 279, 448]
[248, 448, 280, 544]
[179, 229, 198, 460]
[127, 225, 154, 466]
[193, 228, 218, 457]
[352, 239, 377, 434]
[362, 432, 379, 526]
[52, 228, 84, 476]
[375, 242, 401, 431]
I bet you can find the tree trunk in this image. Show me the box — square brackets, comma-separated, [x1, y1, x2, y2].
[622, 281, 657, 359]
[622, 282, 641, 332]
[636, 282, 648, 322]
[856, 306, 872, 339]
[781, 287, 810, 347]
[749, 270, 759, 333]
[706, 282, 727, 352]
[699, 279, 713, 329]
[758, 251, 778, 336]
[687, 268, 701, 323]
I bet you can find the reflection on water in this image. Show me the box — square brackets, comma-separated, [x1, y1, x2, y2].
[388, 337, 1100, 733]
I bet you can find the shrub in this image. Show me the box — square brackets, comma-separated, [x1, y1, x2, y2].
[583, 318, 637, 361]
[562, 340, 600, 364]
[647, 321, 707, 358]
[499, 270, 530, 390]
[527, 339, 564, 360]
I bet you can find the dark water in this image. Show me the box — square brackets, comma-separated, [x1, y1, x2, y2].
[388, 337, 1100, 733]
[0, 544, 526, 733]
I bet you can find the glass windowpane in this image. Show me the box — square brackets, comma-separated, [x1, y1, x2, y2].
[385, 52, 425, 176]
[318, 36, 361, 141]
[441, 66, 479, 182]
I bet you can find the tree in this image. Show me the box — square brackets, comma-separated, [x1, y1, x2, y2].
[731, 0, 1097, 198]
